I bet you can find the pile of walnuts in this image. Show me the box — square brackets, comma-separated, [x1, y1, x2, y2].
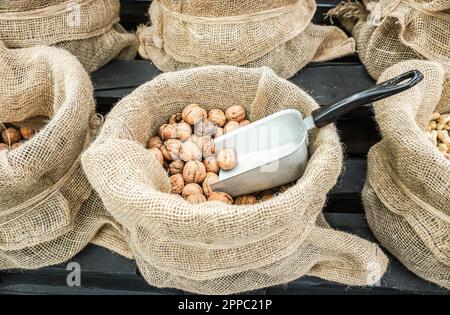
[147, 104, 290, 205]
[0, 124, 36, 151]
[426, 112, 450, 160]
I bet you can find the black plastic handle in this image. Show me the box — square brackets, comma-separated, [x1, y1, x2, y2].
[311, 70, 424, 128]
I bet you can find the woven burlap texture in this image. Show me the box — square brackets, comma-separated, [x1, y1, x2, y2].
[0, 0, 138, 73]
[82, 65, 388, 294]
[363, 60, 450, 289]
[137, 0, 355, 79]
[0, 43, 130, 269]
[329, 0, 450, 79]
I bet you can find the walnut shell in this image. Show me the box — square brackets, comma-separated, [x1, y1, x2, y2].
[160, 139, 182, 161]
[186, 193, 207, 204]
[201, 137, 216, 159]
[239, 120, 251, 127]
[203, 156, 220, 173]
[10, 142, 21, 150]
[159, 124, 178, 141]
[214, 127, 224, 138]
[202, 172, 219, 197]
[182, 104, 207, 125]
[194, 119, 217, 137]
[224, 121, 239, 134]
[260, 190, 274, 202]
[180, 141, 202, 162]
[169, 160, 185, 175]
[208, 192, 233, 205]
[148, 148, 163, 165]
[20, 127, 35, 140]
[147, 136, 163, 149]
[169, 112, 183, 124]
[2, 128, 21, 144]
[0, 143, 7, 151]
[208, 109, 226, 127]
[176, 122, 192, 141]
[182, 183, 203, 198]
[183, 160, 207, 184]
[235, 194, 257, 205]
[170, 174, 185, 194]
[216, 148, 237, 170]
[225, 105, 246, 122]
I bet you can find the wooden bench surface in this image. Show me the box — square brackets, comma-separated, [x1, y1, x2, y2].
[0, 0, 447, 295]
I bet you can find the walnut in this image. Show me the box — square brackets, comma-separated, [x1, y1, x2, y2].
[180, 141, 202, 162]
[214, 127, 224, 138]
[208, 109, 226, 127]
[10, 142, 21, 150]
[194, 118, 217, 137]
[259, 190, 274, 202]
[176, 122, 192, 141]
[224, 121, 239, 134]
[182, 183, 203, 198]
[235, 195, 257, 205]
[170, 174, 185, 194]
[169, 112, 183, 124]
[203, 156, 220, 173]
[201, 136, 216, 159]
[186, 194, 207, 205]
[19, 127, 35, 140]
[208, 192, 233, 205]
[202, 172, 219, 197]
[147, 136, 163, 149]
[159, 124, 178, 141]
[0, 143, 7, 151]
[160, 139, 182, 161]
[183, 160, 207, 184]
[182, 104, 207, 125]
[225, 105, 246, 122]
[169, 160, 185, 175]
[239, 120, 250, 127]
[2, 128, 21, 144]
[148, 148, 163, 165]
[216, 148, 237, 170]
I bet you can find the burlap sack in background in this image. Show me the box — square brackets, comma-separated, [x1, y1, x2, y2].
[363, 60, 450, 289]
[82, 65, 387, 294]
[329, 0, 450, 79]
[137, 0, 355, 79]
[0, 43, 130, 269]
[0, 0, 138, 73]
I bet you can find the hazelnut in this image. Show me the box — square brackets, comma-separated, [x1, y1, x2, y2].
[194, 119, 217, 137]
[182, 104, 207, 125]
[169, 160, 185, 175]
[201, 137, 216, 158]
[239, 120, 250, 127]
[180, 141, 202, 162]
[160, 139, 182, 161]
[159, 124, 178, 141]
[235, 195, 257, 205]
[225, 105, 246, 122]
[214, 127, 224, 138]
[20, 127, 35, 140]
[170, 174, 185, 194]
[169, 112, 183, 124]
[0, 143, 7, 151]
[208, 109, 226, 127]
[2, 128, 21, 144]
[208, 192, 233, 205]
[147, 136, 163, 149]
[186, 194, 207, 205]
[183, 160, 207, 184]
[202, 172, 219, 197]
[148, 148, 163, 165]
[224, 121, 239, 134]
[10, 142, 21, 150]
[182, 183, 203, 198]
[203, 156, 220, 174]
[176, 122, 192, 141]
[216, 148, 237, 170]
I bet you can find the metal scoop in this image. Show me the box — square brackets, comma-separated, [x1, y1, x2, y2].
[211, 70, 423, 197]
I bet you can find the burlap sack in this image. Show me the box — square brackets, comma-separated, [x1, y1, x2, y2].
[329, 0, 450, 79]
[0, 43, 130, 269]
[0, 0, 138, 73]
[137, 0, 355, 79]
[363, 60, 450, 289]
[82, 65, 388, 294]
